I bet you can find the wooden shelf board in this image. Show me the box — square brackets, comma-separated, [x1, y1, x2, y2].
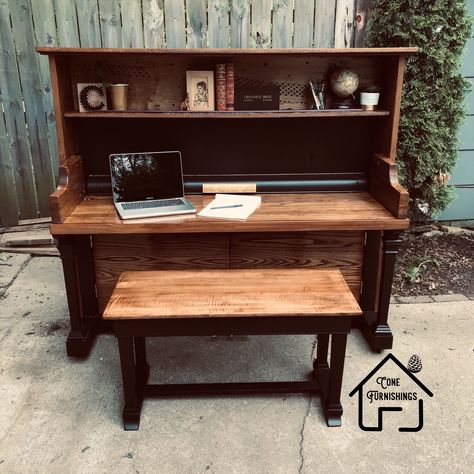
[64, 109, 390, 119]
[50, 193, 410, 235]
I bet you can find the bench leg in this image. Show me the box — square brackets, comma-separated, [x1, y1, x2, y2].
[118, 337, 142, 430]
[314, 334, 347, 427]
[314, 334, 329, 370]
[325, 334, 347, 427]
[134, 337, 150, 387]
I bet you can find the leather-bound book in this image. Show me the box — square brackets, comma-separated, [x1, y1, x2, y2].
[216, 64, 227, 111]
[226, 63, 235, 111]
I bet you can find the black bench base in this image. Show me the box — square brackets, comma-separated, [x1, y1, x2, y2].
[114, 317, 352, 430]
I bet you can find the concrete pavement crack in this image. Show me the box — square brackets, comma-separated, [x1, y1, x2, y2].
[298, 336, 317, 474]
[298, 396, 312, 474]
[0, 254, 32, 298]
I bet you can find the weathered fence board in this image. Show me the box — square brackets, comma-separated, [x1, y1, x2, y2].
[272, 0, 293, 48]
[0, 0, 372, 226]
[251, 0, 272, 47]
[0, 0, 38, 219]
[9, 0, 55, 217]
[121, 0, 144, 48]
[98, 0, 122, 47]
[294, 0, 315, 48]
[314, 0, 336, 47]
[0, 90, 19, 226]
[335, 0, 355, 48]
[75, 0, 102, 47]
[208, 0, 230, 48]
[143, 0, 165, 48]
[230, 0, 250, 48]
[164, 0, 186, 48]
[187, 0, 207, 48]
[31, 0, 59, 180]
[54, 0, 80, 47]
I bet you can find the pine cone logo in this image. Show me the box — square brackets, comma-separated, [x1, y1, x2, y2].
[407, 354, 422, 373]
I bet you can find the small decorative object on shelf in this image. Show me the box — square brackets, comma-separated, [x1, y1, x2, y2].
[309, 81, 325, 110]
[235, 85, 279, 110]
[328, 68, 359, 109]
[77, 83, 107, 112]
[109, 84, 129, 111]
[180, 94, 190, 111]
[360, 86, 381, 111]
[186, 71, 215, 111]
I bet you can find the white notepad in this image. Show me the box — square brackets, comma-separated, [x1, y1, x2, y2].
[198, 194, 261, 220]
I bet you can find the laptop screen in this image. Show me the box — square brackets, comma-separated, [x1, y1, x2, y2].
[110, 152, 184, 203]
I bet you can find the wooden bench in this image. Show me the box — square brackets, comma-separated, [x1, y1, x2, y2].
[103, 268, 362, 430]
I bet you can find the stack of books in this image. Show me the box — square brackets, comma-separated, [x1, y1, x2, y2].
[216, 63, 235, 111]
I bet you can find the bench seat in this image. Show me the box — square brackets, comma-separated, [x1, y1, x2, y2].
[104, 268, 361, 430]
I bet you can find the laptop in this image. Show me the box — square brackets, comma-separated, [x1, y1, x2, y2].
[109, 151, 196, 220]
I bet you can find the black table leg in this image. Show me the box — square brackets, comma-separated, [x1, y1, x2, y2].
[359, 230, 402, 352]
[56, 235, 99, 358]
[118, 336, 142, 430]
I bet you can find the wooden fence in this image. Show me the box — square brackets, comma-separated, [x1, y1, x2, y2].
[0, 0, 372, 227]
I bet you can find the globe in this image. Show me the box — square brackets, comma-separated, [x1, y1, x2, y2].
[329, 69, 359, 98]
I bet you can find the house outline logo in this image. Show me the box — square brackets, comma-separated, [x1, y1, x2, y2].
[349, 353, 433, 432]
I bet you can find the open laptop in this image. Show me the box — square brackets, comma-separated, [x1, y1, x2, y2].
[109, 151, 196, 220]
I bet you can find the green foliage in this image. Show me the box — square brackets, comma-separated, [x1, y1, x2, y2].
[367, 0, 472, 222]
[404, 256, 438, 282]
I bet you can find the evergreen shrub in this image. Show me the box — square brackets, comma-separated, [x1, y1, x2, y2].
[367, 0, 472, 222]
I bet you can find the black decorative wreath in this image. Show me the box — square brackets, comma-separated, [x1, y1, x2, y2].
[79, 85, 106, 111]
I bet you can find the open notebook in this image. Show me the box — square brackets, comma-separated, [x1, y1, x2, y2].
[198, 194, 261, 220]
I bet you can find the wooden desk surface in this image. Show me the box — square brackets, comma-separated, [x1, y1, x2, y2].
[50, 193, 410, 235]
[103, 268, 362, 319]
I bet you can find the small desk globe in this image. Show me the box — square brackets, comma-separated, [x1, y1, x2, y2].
[329, 69, 359, 98]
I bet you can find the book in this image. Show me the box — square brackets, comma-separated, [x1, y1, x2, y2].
[216, 63, 227, 111]
[235, 86, 280, 110]
[226, 63, 235, 111]
[198, 194, 261, 220]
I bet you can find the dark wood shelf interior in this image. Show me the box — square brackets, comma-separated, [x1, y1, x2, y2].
[65, 109, 390, 119]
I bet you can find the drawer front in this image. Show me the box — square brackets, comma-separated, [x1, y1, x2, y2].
[93, 234, 229, 313]
[230, 231, 365, 301]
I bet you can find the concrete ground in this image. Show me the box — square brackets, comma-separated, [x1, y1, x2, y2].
[0, 254, 473, 474]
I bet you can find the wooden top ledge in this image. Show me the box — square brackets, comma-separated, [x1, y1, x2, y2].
[37, 47, 418, 56]
[103, 269, 362, 319]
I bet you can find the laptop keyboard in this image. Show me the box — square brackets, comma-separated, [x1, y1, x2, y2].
[121, 198, 185, 211]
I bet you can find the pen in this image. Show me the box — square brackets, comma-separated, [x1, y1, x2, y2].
[210, 204, 244, 210]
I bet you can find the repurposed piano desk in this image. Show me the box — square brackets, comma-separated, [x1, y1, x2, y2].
[37, 46, 415, 357]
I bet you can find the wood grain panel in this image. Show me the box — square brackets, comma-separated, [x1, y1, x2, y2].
[103, 268, 362, 319]
[51, 193, 410, 235]
[230, 231, 364, 301]
[369, 154, 408, 218]
[48, 55, 77, 164]
[93, 233, 229, 313]
[49, 154, 85, 223]
[377, 56, 406, 160]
